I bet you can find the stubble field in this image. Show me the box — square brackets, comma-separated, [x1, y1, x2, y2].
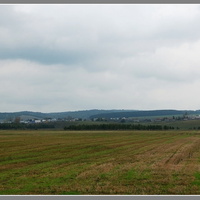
[1, 130, 200, 195]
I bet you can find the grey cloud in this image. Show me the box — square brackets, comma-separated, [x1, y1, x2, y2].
[1, 4, 200, 67]
[1, 5, 200, 112]
[0, 47, 92, 65]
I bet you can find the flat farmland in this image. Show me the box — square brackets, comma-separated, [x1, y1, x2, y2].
[1, 130, 200, 195]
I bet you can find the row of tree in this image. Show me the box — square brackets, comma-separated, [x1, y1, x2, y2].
[0, 122, 175, 130]
[0, 123, 55, 130]
[64, 124, 175, 131]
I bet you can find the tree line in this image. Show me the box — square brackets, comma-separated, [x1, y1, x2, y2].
[0, 123, 55, 130]
[64, 123, 174, 131]
[0, 122, 175, 131]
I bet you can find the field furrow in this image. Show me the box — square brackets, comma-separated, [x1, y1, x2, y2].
[1, 130, 200, 194]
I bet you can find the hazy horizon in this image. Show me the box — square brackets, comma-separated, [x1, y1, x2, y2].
[0, 108, 199, 114]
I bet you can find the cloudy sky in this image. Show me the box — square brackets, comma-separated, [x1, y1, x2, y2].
[1, 4, 200, 112]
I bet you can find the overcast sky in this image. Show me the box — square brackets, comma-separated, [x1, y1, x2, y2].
[1, 4, 200, 112]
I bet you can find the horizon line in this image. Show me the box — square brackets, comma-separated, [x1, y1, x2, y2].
[0, 108, 199, 114]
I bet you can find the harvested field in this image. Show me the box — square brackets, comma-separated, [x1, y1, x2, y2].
[1, 130, 200, 194]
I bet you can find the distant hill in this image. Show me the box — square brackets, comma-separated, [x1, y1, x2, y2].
[0, 109, 136, 121]
[48, 109, 136, 119]
[0, 109, 200, 122]
[0, 111, 48, 121]
[90, 110, 200, 119]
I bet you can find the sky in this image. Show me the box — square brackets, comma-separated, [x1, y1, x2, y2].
[1, 4, 200, 112]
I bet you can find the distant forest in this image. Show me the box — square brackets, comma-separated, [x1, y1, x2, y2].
[0, 123, 55, 130]
[90, 110, 199, 119]
[64, 123, 174, 131]
[0, 122, 175, 130]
